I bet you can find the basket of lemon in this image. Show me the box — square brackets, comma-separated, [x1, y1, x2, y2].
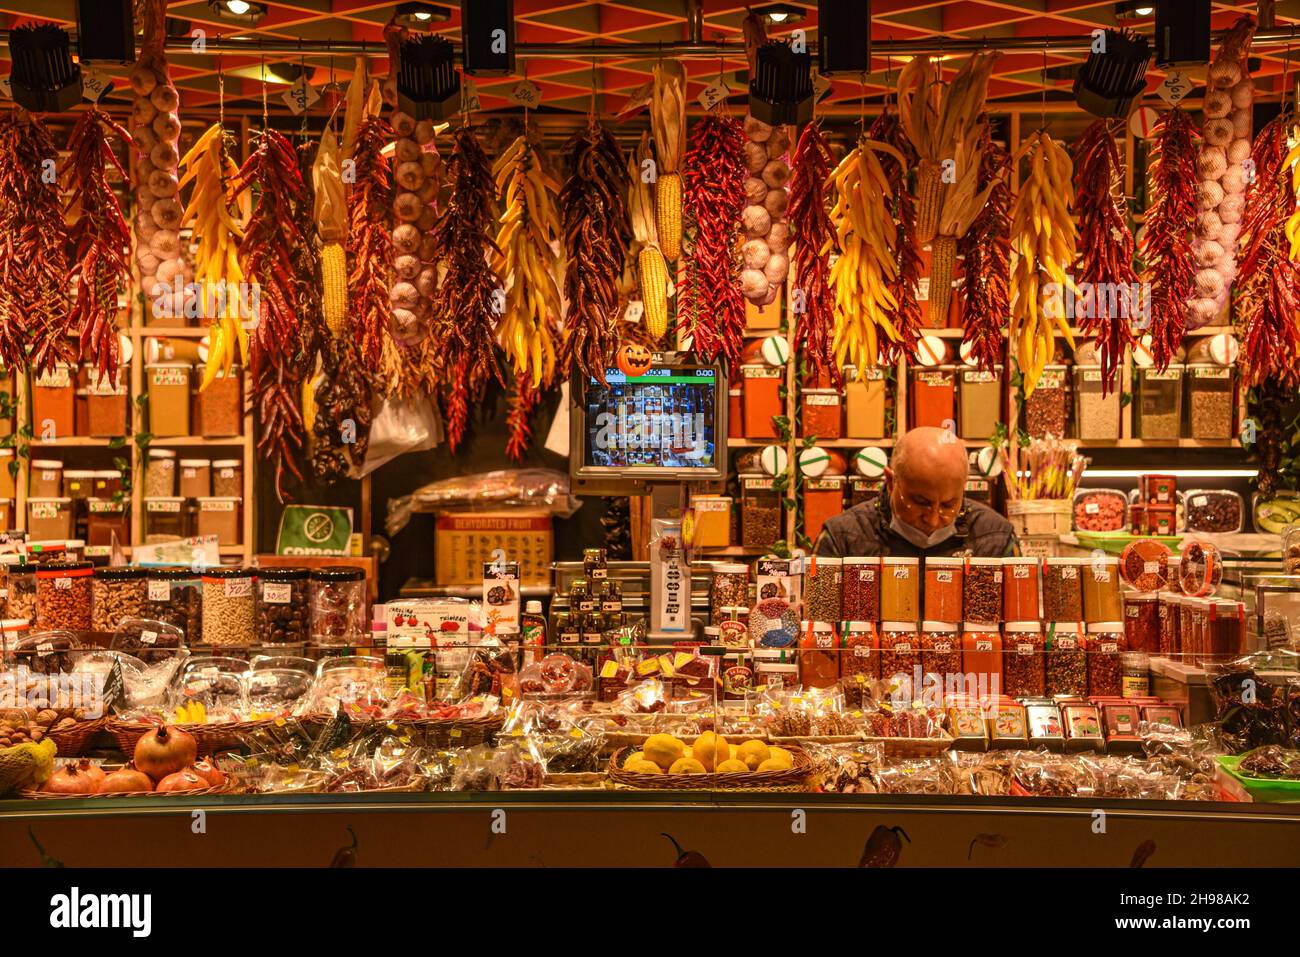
[608, 733, 812, 791]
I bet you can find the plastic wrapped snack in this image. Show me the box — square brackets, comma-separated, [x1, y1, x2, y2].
[171, 655, 250, 720]
[386, 468, 580, 535]
[305, 655, 388, 717]
[111, 617, 184, 665]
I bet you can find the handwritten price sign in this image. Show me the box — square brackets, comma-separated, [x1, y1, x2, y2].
[1156, 70, 1193, 105]
[462, 76, 481, 113]
[281, 76, 320, 115]
[509, 79, 541, 108]
[697, 80, 730, 111]
[81, 66, 111, 102]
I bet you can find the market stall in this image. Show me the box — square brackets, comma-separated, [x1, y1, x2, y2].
[2, 1, 1300, 868]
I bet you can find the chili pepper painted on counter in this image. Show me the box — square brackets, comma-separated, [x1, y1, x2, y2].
[968, 832, 1009, 860]
[858, 824, 911, 867]
[662, 832, 710, 868]
[1129, 838, 1157, 868]
[329, 827, 358, 867]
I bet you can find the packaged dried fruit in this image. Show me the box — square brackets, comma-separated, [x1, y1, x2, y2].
[1179, 538, 1223, 598]
[1072, 488, 1127, 532]
[1183, 489, 1243, 534]
[1119, 538, 1171, 591]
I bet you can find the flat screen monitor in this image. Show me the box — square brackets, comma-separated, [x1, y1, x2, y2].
[569, 354, 726, 487]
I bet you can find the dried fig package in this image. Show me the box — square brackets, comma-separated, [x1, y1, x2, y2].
[482, 560, 520, 635]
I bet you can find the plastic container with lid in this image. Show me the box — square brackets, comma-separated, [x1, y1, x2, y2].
[201, 567, 256, 647]
[881, 557, 919, 622]
[145, 568, 201, 643]
[144, 497, 189, 542]
[1179, 539, 1223, 598]
[147, 363, 192, 436]
[34, 561, 93, 631]
[1082, 556, 1122, 623]
[841, 621, 879, 704]
[909, 365, 956, 430]
[741, 364, 782, 439]
[1001, 557, 1040, 621]
[62, 470, 95, 501]
[179, 459, 212, 499]
[1045, 622, 1087, 697]
[1, 555, 37, 623]
[1085, 622, 1126, 696]
[26, 498, 72, 541]
[86, 498, 129, 547]
[1207, 599, 1245, 663]
[798, 621, 840, 689]
[0, 449, 13, 499]
[741, 474, 781, 548]
[29, 460, 64, 499]
[211, 459, 242, 498]
[1123, 592, 1159, 653]
[145, 449, 177, 498]
[199, 365, 243, 437]
[920, 620, 961, 680]
[257, 567, 310, 645]
[691, 495, 732, 549]
[801, 388, 842, 439]
[709, 563, 749, 625]
[1042, 557, 1084, 621]
[1023, 365, 1069, 438]
[753, 648, 798, 692]
[962, 557, 1003, 625]
[1183, 489, 1243, 534]
[1134, 365, 1184, 439]
[310, 566, 368, 646]
[842, 557, 880, 621]
[727, 382, 744, 439]
[1185, 363, 1235, 439]
[804, 556, 843, 623]
[86, 363, 129, 437]
[879, 621, 920, 688]
[958, 364, 1002, 440]
[1072, 488, 1127, 532]
[90, 566, 148, 633]
[1073, 365, 1121, 440]
[31, 363, 76, 440]
[89, 470, 120, 500]
[1158, 595, 1181, 658]
[923, 556, 963, 622]
[197, 497, 241, 544]
[961, 623, 1002, 697]
[845, 364, 887, 439]
[803, 475, 845, 543]
[1180, 597, 1205, 666]
[1003, 622, 1045, 698]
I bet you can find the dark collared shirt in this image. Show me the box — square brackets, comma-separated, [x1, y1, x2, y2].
[814, 495, 1018, 559]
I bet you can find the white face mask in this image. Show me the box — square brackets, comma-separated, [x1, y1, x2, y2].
[890, 513, 957, 550]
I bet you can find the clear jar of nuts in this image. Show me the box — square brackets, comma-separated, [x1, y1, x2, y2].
[256, 567, 310, 646]
[1, 554, 37, 623]
[201, 567, 256, 648]
[35, 561, 93, 632]
[309, 566, 368, 646]
[91, 566, 148, 633]
[145, 568, 202, 644]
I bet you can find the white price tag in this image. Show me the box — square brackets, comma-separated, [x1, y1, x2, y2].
[508, 79, 541, 108]
[1156, 70, 1193, 105]
[148, 580, 170, 601]
[1062, 566, 1078, 580]
[0, 76, 11, 100]
[282, 76, 321, 115]
[461, 76, 481, 113]
[81, 65, 111, 102]
[624, 300, 644, 324]
[54, 577, 72, 591]
[263, 582, 292, 604]
[140, 631, 158, 645]
[811, 67, 832, 99]
[697, 80, 731, 111]
[224, 577, 252, 598]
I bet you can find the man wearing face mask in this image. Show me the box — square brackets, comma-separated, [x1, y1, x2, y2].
[815, 426, 1018, 558]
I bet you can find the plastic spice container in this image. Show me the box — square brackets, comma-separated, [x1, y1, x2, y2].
[709, 563, 749, 625]
[1003, 622, 1045, 698]
[31, 364, 76, 440]
[1184, 489, 1243, 533]
[958, 364, 1002, 440]
[1073, 488, 1127, 532]
[201, 567, 256, 647]
[1082, 556, 1122, 623]
[211, 459, 242, 498]
[800, 388, 842, 440]
[29, 460, 63, 499]
[86, 498, 129, 547]
[145, 449, 177, 497]
[962, 558, 1003, 624]
[727, 383, 744, 439]
[1123, 592, 1159, 653]
[798, 621, 840, 689]
[691, 495, 732, 548]
[841, 621, 879, 703]
[1002, 557, 1040, 621]
[1207, 600, 1245, 663]
[741, 364, 782, 439]
[1073, 365, 1120, 440]
[62, 470, 95, 500]
[200, 366, 243, 437]
[921, 620, 961, 679]
[1158, 595, 1181, 657]
[847, 476, 882, 508]
[1186, 364, 1235, 439]
[803, 475, 845, 542]
[923, 556, 963, 622]
[843, 557, 881, 620]
[1121, 652, 1150, 698]
[146, 568, 202, 643]
[741, 474, 782, 548]
[1181, 598, 1206, 666]
[754, 649, 798, 691]
[35, 561, 93, 631]
[197, 497, 241, 545]
[1023, 365, 1069, 438]
[86, 368, 128, 437]
[91, 566, 147, 633]
[845, 365, 887, 438]
[2, 556, 37, 623]
[311, 566, 368, 646]
[144, 497, 189, 542]
[881, 557, 919, 622]
[26, 498, 72, 541]
[1086, 622, 1126, 696]
[805, 557, 843, 623]
[179, 459, 211, 499]
[94, 469, 121, 500]
[1045, 623, 1087, 697]
[961, 623, 1002, 693]
[257, 567, 310, 645]
[147, 363, 192, 436]
[1042, 558, 1083, 621]
[1134, 366, 1183, 439]
[879, 621, 920, 685]
[909, 365, 956, 430]
[0, 449, 12, 499]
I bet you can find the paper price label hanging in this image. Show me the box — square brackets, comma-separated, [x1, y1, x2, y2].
[0, 76, 11, 100]
[624, 300, 645, 324]
[81, 66, 111, 102]
[509, 79, 541, 108]
[282, 76, 321, 115]
[697, 80, 731, 111]
[461, 76, 481, 113]
[618, 79, 654, 118]
[1155, 70, 1193, 106]
[810, 67, 832, 99]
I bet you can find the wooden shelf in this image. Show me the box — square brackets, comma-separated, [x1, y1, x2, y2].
[150, 436, 246, 447]
[129, 326, 209, 339]
[726, 438, 774, 448]
[30, 437, 119, 448]
[694, 545, 768, 557]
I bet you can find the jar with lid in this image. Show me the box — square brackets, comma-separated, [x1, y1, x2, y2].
[31, 363, 76, 440]
[600, 580, 625, 616]
[1185, 363, 1235, 439]
[144, 568, 202, 642]
[741, 474, 782, 548]
[1121, 652, 1150, 698]
[804, 556, 843, 623]
[691, 495, 732, 548]
[179, 459, 211, 498]
[35, 561, 93, 631]
[923, 556, 963, 622]
[754, 649, 798, 692]
[145, 449, 177, 497]
[91, 566, 147, 632]
[798, 621, 840, 689]
[201, 567, 256, 647]
[310, 566, 368, 646]
[1, 555, 36, 622]
[86, 499, 129, 547]
[86, 366, 129, 437]
[962, 558, 1003, 624]
[0, 449, 12, 500]
[1082, 556, 1122, 622]
[93, 470, 123, 499]
[1207, 600, 1245, 663]
[27, 498, 72, 541]
[847, 476, 882, 509]
[144, 497, 189, 542]
[1003, 622, 1045, 698]
[709, 563, 749, 625]
[211, 459, 242, 498]
[1181, 598, 1206, 666]
[29, 460, 63, 499]
[199, 365, 243, 436]
[800, 389, 842, 439]
[197, 497, 241, 544]
[62, 470, 95, 500]
[1134, 366, 1184, 439]
[727, 382, 744, 439]
[842, 557, 880, 620]
[803, 475, 846, 543]
[909, 365, 956, 429]
[257, 568, 310, 646]
[879, 621, 920, 689]
[1123, 592, 1159, 653]
[147, 363, 192, 436]
[1001, 558, 1039, 621]
[921, 620, 961, 680]
[1023, 365, 1070, 438]
[741, 364, 782, 439]
[1073, 365, 1121, 440]
[1158, 595, 1181, 657]
[880, 557, 919, 622]
[1085, 622, 1126, 696]
[961, 623, 1002, 696]
[845, 364, 887, 438]
[841, 622, 879, 705]
[1045, 623, 1087, 697]
[958, 364, 1002, 439]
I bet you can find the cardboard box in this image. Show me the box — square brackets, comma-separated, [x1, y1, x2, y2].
[434, 510, 553, 587]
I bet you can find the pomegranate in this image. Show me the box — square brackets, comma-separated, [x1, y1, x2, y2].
[100, 764, 155, 794]
[189, 758, 226, 787]
[155, 770, 207, 793]
[41, 765, 100, 795]
[133, 724, 197, 781]
[76, 759, 106, 788]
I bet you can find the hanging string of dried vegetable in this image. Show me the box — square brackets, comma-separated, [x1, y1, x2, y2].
[1072, 119, 1139, 393]
[1237, 111, 1300, 386]
[650, 61, 686, 261]
[680, 113, 746, 367]
[64, 109, 132, 388]
[505, 372, 541, 463]
[348, 114, 396, 371]
[237, 129, 310, 500]
[293, 140, 326, 462]
[560, 122, 631, 385]
[787, 121, 836, 383]
[958, 125, 1010, 373]
[1140, 107, 1199, 371]
[868, 111, 924, 364]
[629, 132, 670, 343]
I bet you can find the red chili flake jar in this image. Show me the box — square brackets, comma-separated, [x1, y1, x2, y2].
[1002, 621, 1045, 698]
[1158, 595, 1181, 658]
[842, 557, 880, 621]
[1122, 592, 1159, 653]
[1045, 622, 1087, 697]
[841, 621, 879, 707]
[920, 620, 962, 682]
[1207, 600, 1245, 664]
[1085, 622, 1127, 697]
[961, 623, 1003, 701]
[879, 621, 920, 690]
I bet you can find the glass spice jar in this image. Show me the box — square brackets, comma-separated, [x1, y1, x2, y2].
[800, 388, 842, 439]
[1043, 558, 1084, 621]
[1158, 594, 1181, 658]
[961, 623, 1003, 698]
[145, 568, 202, 643]
[1082, 556, 1122, 623]
[741, 474, 782, 548]
[798, 621, 840, 689]
[963, 558, 1003, 625]
[920, 620, 962, 681]
[1085, 622, 1126, 697]
[841, 621, 879, 706]
[211, 459, 243, 498]
[1023, 365, 1070, 438]
[879, 621, 920, 688]
[880, 557, 919, 622]
[310, 566, 368, 646]
[256, 567, 310, 646]
[842, 557, 880, 621]
[1207, 600, 1245, 663]
[1002, 558, 1040, 622]
[709, 563, 749, 625]
[1123, 592, 1159, 653]
[804, 556, 843, 623]
[1003, 621, 1046, 698]
[90, 566, 147, 633]
[923, 557, 963, 622]
[35, 561, 93, 632]
[1121, 652, 1151, 698]
[145, 449, 177, 498]
[1045, 622, 1087, 697]
[201, 567, 256, 648]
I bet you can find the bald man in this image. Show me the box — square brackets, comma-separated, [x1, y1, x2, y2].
[815, 427, 1017, 558]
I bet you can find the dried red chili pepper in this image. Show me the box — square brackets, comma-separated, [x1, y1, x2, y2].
[681, 113, 746, 369]
[347, 115, 396, 371]
[787, 121, 837, 384]
[959, 125, 1010, 373]
[505, 371, 540, 463]
[869, 112, 923, 365]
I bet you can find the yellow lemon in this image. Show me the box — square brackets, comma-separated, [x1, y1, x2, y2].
[716, 759, 750, 773]
[622, 751, 647, 769]
[766, 746, 794, 769]
[691, 731, 729, 771]
[626, 759, 664, 774]
[643, 734, 685, 770]
[736, 740, 771, 770]
[756, 757, 791, 772]
[668, 757, 707, 774]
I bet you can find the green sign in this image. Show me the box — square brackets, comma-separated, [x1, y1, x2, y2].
[276, 506, 354, 556]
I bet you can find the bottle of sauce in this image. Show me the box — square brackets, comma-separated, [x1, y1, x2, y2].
[521, 600, 546, 666]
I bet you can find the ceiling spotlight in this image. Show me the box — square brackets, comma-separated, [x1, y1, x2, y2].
[208, 1, 266, 24]
[756, 4, 805, 24]
[396, 2, 451, 26]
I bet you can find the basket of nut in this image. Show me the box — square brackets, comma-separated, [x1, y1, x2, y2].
[0, 706, 103, 757]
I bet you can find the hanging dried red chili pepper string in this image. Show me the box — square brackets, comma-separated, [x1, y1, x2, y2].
[787, 120, 837, 384]
[868, 111, 923, 365]
[959, 125, 1011, 373]
[505, 371, 540, 463]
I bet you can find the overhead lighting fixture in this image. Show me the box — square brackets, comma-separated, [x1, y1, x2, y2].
[7, 23, 83, 113]
[756, 4, 805, 24]
[396, 3, 452, 26]
[1115, 1, 1155, 19]
[208, 0, 266, 24]
[1074, 28, 1152, 118]
[396, 33, 461, 121]
[461, 0, 515, 76]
